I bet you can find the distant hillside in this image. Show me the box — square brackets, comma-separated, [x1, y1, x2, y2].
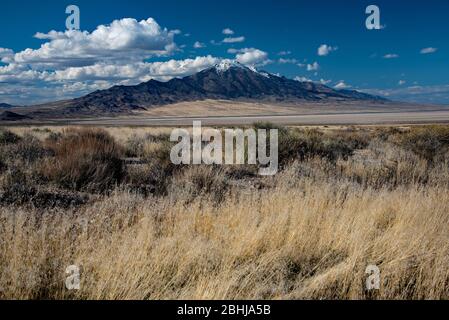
[0, 103, 15, 109]
[0, 111, 32, 121]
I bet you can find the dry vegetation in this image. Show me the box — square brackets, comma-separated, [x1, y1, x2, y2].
[0, 124, 448, 300]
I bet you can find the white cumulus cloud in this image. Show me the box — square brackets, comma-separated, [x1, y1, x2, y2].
[0, 48, 14, 61]
[318, 44, 337, 56]
[222, 28, 234, 35]
[420, 47, 437, 54]
[278, 58, 299, 64]
[9, 18, 176, 69]
[383, 54, 399, 59]
[222, 36, 245, 43]
[193, 41, 205, 49]
[307, 62, 319, 71]
[234, 48, 269, 66]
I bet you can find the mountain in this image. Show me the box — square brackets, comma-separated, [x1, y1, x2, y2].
[0, 111, 31, 121]
[0, 103, 15, 109]
[37, 61, 387, 115]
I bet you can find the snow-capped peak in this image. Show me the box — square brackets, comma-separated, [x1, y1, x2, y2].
[213, 60, 248, 72]
[212, 60, 274, 79]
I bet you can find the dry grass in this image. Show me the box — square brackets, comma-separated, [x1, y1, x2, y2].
[0, 125, 448, 300]
[40, 128, 124, 193]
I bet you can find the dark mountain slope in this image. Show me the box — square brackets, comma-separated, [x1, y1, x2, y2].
[36, 61, 387, 115]
[0, 111, 32, 121]
[0, 103, 15, 109]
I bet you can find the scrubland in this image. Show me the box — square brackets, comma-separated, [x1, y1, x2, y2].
[0, 124, 448, 300]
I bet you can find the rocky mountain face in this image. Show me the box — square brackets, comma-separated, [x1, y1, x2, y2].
[40, 61, 387, 115]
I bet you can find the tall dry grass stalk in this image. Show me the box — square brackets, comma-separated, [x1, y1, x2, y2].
[1, 176, 448, 299]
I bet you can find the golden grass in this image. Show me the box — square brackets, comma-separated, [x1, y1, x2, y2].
[0, 125, 448, 300]
[0, 168, 448, 299]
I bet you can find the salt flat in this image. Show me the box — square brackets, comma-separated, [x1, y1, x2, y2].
[64, 109, 449, 126]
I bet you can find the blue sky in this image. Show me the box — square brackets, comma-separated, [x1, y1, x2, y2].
[0, 0, 448, 105]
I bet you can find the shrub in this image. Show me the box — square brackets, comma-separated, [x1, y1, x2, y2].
[141, 141, 178, 195]
[329, 129, 370, 150]
[125, 134, 146, 157]
[250, 124, 361, 167]
[278, 129, 357, 165]
[0, 167, 87, 208]
[0, 129, 21, 145]
[41, 128, 124, 193]
[46, 131, 62, 143]
[336, 140, 430, 189]
[125, 133, 172, 158]
[0, 157, 5, 173]
[169, 165, 229, 203]
[0, 167, 35, 206]
[391, 126, 449, 161]
[123, 164, 156, 196]
[2, 133, 49, 164]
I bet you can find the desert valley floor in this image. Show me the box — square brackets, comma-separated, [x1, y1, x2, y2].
[3, 100, 449, 126]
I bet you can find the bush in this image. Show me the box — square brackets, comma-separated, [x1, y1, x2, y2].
[390, 126, 449, 161]
[0, 168, 35, 206]
[0, 157, 5, 173]
[278, 129, 357, 165]
[250, 123, 363, 167]
[336, 140, 430, 189]
[1, 133, 49, 164]
[141, 140, 178, 195]
[41, 128, 124, 193]
[169, 165, 229, 203]
[123, 164, 156, 196]
[0, 129, 21, 145]
[125, 133, 172, 158]
[46, 131, 62, 143]
[125, 134, 146, 158]
[0, 167, 87, 208]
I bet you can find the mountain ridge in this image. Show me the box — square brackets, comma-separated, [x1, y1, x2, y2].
[0, 103, 15, 109]
[24, 61, 387, 117]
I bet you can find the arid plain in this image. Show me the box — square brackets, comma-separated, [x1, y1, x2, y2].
[1, 123, 448, 299]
